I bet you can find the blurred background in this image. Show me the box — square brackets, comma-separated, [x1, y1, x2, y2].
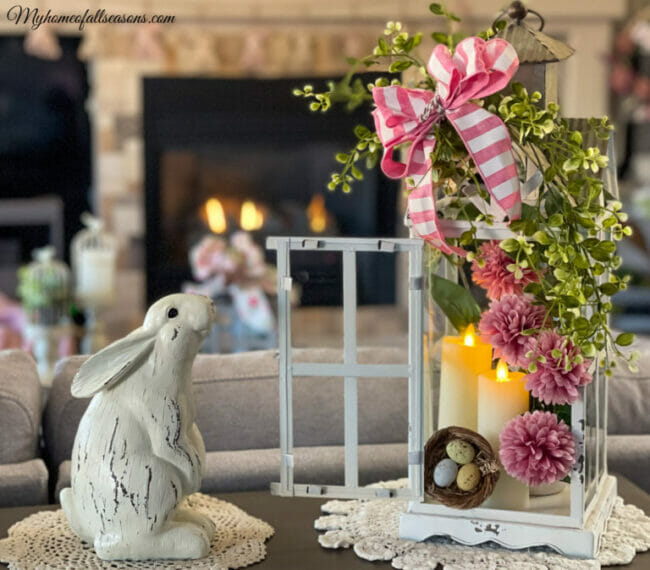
[0, 0, 648, 366]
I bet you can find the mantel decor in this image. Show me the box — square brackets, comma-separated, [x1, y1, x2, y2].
[269, 1, 636, 560]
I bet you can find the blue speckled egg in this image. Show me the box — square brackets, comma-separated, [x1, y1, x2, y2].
[433, 458, 458, 488]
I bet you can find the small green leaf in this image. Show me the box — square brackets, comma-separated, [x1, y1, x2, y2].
[532, 230, 551, 245]
[599, 282, 619, 296]
[431, 32, 449, 44]
[615, 332, 635, 347]
[388, 60, 413, 73]
[429, 3, 444, 15]
[431, 275, 481, 333]
[500, 238, 519, 253]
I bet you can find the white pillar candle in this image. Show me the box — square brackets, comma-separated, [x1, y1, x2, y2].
[76, 249, 116, 305]
[438, 324, 492, 431]
[478, 360, 530, 511]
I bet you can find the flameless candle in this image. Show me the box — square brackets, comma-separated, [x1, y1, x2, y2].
[438, 324, 493, 431]
[477, 360, 530, 510]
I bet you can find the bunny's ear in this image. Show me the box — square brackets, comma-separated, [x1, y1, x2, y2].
[71, 329, 157, 398]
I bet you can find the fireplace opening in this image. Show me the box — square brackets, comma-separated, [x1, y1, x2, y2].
[144, 76, 398, 306]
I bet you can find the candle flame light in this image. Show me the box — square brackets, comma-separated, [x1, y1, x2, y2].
[307, 194, 328, 233]
[205, 198, 227, 234]
[496, 359, 510, 383]
[240, 200, 264, 231]
[463, 323, 476, 347]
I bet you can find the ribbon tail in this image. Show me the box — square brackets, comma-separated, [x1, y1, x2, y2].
[407, 139, 467, 257]
[447, 102, 522, 220]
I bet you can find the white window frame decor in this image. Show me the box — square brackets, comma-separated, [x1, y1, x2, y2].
[266, 236, 424, 501]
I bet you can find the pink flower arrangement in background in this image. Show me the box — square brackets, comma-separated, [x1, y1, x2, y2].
[524, 331, 593, 405]
[0, 293, 24, 350]
[499, 411, 576, 486]
[471, 241, 538, 301]
[186, 232, 276, 299]
[190, 235, 238, 282]
[478, 294, 546, 369]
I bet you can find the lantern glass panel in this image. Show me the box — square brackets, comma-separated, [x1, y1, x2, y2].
[584, 374, 598, 506]
[597, 365, 607, 482]
[426, 240, 577, 520]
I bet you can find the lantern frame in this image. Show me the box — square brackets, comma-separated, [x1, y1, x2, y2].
[267, 124, 621, 559]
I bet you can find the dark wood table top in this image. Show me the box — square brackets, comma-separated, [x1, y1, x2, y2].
[0, 476, 647, 569]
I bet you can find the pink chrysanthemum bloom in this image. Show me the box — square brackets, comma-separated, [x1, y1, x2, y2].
[500, 411, 576, 486]
[478, 295, 546, 368]
[524, 331, 593, 405]
[472, 240, 538, 300]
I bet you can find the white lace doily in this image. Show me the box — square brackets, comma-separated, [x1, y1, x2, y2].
[316, 479, 650, 569]
[0, 493, 274, 570]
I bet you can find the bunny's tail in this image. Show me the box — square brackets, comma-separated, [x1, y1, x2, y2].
[61, 487, 94, 543]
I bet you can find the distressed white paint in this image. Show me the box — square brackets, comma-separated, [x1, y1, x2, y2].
[61, 293, 217, 561]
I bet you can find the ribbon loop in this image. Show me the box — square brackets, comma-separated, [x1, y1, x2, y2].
[372, 36, 522, 255]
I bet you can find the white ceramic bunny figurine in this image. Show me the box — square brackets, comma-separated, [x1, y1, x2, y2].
[60, 293, 217, 561]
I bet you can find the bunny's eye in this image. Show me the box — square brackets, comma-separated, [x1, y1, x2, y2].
[167, 308, 178, 319]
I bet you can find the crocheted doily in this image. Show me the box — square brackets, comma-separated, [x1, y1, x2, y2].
[316, 479, 650, 569]
[0, 493, 274, 570]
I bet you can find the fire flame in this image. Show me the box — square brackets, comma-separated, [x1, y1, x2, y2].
[496, 359, 510, 383]
[463, 323, 476, 347]
[307, 194, 328, 233]
[205, 198, 227, 234]
[240, 201, 264, 231]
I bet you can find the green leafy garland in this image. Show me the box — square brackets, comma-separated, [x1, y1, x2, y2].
[294, 4, 638, 376]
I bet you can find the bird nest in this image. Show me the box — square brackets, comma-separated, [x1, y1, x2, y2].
[424, 426, 500, 509]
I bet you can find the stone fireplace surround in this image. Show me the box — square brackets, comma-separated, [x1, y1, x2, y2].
[1, 0, 625, 337]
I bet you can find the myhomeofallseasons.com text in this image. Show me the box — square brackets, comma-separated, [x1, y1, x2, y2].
[6, 5, 175, 31]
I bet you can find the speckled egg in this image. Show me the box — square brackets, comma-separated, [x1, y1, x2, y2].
[456, 462, 481, 491]
[433, 458, 458, 488]
[445, 439, 475, 465]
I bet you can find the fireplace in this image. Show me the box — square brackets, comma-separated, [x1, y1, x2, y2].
[144, 76, 398, 306]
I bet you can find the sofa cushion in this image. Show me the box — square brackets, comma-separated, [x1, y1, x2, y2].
[608, 435, 650, 493]
[43, 347, 409, 470]
[608, 334, 650, 435]
[194, 347, 408, 451]
[0, 459, 48, 507]
[0, 350, 42, 464]
[42, 355, 90, 471]
[55, 442, 408, 499]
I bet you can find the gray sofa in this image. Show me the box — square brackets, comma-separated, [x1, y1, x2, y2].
[44, 347, 410, 499]
[1, 335, 649, 507]
[0, 350, 48, 507]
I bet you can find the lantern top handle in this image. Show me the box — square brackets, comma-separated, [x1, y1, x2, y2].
[492, 1, 574, 64]
[492, 1, 544, 33]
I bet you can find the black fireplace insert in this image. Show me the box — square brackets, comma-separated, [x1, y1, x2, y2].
[144, 76, 398, 306]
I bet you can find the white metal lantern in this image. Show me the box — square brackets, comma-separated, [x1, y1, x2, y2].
[71, 213, 117, 307]
[267, 122, 619, 558]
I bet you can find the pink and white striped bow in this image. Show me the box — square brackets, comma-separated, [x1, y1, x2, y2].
[372, 37, 521, 255]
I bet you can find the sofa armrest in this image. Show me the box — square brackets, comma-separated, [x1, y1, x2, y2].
[0, 350, 42, 464]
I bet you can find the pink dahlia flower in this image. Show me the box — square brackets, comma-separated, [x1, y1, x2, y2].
[479, 295, 546, 368]
[499, 411, 575, 486]
[471, 241, 538, 301]
[524, 331, 593, 405]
